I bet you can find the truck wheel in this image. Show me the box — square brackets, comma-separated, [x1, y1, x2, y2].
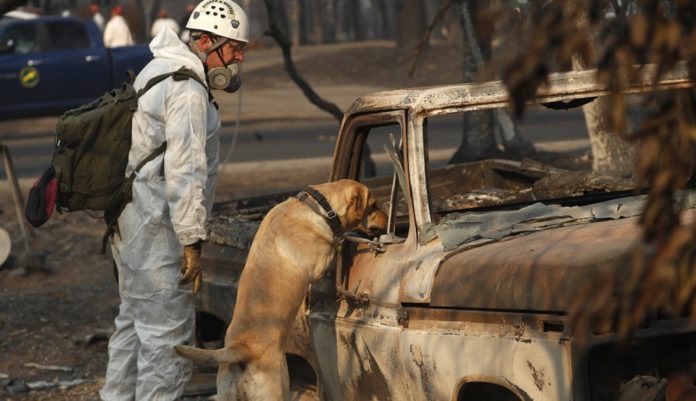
[290, 383, 319, 401]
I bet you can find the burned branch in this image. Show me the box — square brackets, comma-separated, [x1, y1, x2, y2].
[262, 0, 343, 122]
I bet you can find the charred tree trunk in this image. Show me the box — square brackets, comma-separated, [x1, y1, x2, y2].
[143, 0, 160, 39]
[461, 1, 533, 156]
[449, 1, 533, 163]
[449, 38, 498, 163]
[323, 0, 337, 43]
[123, 0, 149, 43]
[349, 0, 365, 41]
[376, 0, 393, 39]
[307, 0, 324, 44]
[443, 0, 463, 46]
[396, 0, 426, 51]
[570, 4, 638, 177]
[289, 0, 302, 46]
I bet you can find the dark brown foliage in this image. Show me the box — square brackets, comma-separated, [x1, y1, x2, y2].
[502, 1, 594, 116]
[502, 0, 696, 340]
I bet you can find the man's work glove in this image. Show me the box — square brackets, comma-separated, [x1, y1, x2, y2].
[180, 241, 202, 295]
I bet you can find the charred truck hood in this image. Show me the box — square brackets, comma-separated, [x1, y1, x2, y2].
[428, 193, 696, 314]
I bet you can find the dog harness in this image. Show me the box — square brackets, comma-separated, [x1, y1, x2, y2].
[295, 187, 372, 304]
[295, 187, 343, 237]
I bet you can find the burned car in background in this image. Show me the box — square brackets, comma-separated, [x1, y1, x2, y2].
[196, 64, 696, 401]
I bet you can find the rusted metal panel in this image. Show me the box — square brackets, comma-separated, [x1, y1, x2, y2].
[196, 242, 246, 324]
[398, 240, 449, 304]
[330, 111, 407, 182]
[399, 328, 573, 401]
[407, 115, 429, 234]
[343, 240, 412, 305]
[430, 209, 696, 312]
[195, 64, 696, 401]
[401, 308, 568, 334]
[345, 62, 692, 117]
[309, 301, 573, 401]
[309, 304, 413, 401]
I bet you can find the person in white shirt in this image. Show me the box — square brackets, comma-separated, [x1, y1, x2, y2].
[103, 4, 134, 48]
[150, 9, 180, 39]
[90, 2, 105, 32]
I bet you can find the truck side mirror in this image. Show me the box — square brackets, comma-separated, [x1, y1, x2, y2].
[0, 38, 16, 54]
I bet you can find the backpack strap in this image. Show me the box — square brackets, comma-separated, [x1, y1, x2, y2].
[131, 66, 207, 178]
[101, 69, 207, 254]
[172, 67, 207, 88]
[102, 142, 167, 254]
[130, 142, 167, 180]
[137, 67, 207, 97]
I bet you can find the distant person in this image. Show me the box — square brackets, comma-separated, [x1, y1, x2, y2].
[150, 9, 180, 39]
[103, 4, 134, 47]
[179, 3, 194, 28]
[178, 3, 195, 42]
[90, 2, 105, 32]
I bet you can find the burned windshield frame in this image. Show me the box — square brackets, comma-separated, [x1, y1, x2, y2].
[417, 92, 663, 223]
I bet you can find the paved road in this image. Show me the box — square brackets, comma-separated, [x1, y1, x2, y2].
[0, 39, 591, 180]
[0, 107, 588, 180]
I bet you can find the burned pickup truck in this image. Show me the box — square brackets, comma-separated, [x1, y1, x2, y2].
[196, 65, 696, 401]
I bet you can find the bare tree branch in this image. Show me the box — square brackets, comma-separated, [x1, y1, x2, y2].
[409, 0, 456, 77]
[262, 0, 343, 122]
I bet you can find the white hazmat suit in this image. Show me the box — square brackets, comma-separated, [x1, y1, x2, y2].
[103, 15, 134, 48]
[151, 18, 180, 38]
[100, 28, 220, 401]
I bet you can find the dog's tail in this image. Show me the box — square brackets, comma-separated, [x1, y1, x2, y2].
[175, 344, 248, 366]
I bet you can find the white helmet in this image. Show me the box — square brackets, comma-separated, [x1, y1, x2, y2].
[186, 0, 249, 43]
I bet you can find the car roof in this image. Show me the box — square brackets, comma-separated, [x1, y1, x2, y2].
[345, 62, 694, 117]
[0, 14, 83, 26]
[3, 9, 40, 20]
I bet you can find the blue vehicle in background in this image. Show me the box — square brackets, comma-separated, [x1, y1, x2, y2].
[0, 14, 152, 120]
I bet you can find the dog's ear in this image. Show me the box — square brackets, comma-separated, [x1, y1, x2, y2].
[175, 345, 248, 366]
[347, 183, 369, 226]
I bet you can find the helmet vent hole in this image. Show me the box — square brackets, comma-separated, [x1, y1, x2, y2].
[221, 14, 226, 18]
[205, 11, 210, 15]
[213, 12, 218, 16]
[214, 25, 218, 29]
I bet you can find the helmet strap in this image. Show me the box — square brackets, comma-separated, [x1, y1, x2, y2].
[214, 47, 229, 68]
[188, 33, 229, 64]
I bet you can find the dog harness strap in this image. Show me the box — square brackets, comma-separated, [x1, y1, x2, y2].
[299, 187, 343, 236]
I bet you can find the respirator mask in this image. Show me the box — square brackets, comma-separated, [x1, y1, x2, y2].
[190, 35, 243, 93]
[207, 63, 241, 93]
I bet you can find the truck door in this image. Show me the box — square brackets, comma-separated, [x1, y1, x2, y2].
[0, 21, 42, 110]
[37, 19, 110, 105]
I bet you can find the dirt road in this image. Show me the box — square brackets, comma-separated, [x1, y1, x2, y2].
[0, 162, 324, 401]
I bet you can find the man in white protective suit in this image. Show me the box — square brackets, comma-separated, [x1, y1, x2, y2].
[103, 4, 134, 48]
[99, 1, 248, 400]
[150, 8, 181, 39]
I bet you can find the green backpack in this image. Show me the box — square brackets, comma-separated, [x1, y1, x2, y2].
[52, 67, 205, 228]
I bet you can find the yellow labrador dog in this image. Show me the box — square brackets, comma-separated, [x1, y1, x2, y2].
[176, 179, 387, 401]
